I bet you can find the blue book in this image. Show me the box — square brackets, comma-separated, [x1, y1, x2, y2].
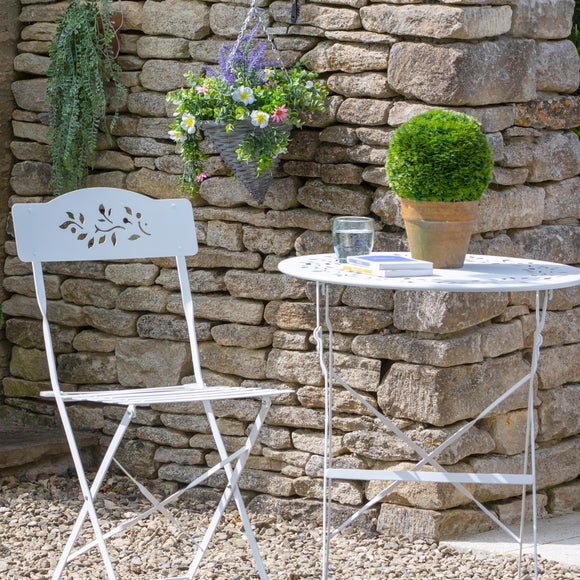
[346, 253, 433, 272]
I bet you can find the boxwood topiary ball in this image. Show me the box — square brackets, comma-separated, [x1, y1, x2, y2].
[385, 109, 494, 202]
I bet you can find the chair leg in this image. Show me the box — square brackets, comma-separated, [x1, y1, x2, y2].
[186, 397, 272, 580]
[52, 405, 136, 579]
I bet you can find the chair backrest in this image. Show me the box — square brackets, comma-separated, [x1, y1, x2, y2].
[11, 187, 203, 394]
[12, 187, 198, 262]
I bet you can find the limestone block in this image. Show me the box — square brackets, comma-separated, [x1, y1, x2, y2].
[327, 72, 395, 98]
[183, 295, 263, 325]
[258, 424, 292, 449]
[511, 285, 580, 312]
[361, 5, 512, 40]
[378, 354, 531, 426]
[535, 344, 580, 391]
[21, 22, 57, 41]
[479, 320, 524, 358]
[160, 413, 210, 433]
[3, 274, 60, 299]
[297, 180, 372, 215]
[510, 0, 575, 40]
[210, 323, 274, 349]
[538, 384, 580, 442]
[207, 450, 283, 471]
[138, 313, 211, 342]
[82, 306, 137, 337]
[387, 39, 536, 106]
[11, 78, 48, 112]
[304, 41, 390, 74]
[241, 226, 300, 256]
[266, 349, 323, 386]
[347, 144, 387, 165]
[265, 301, 391, 335]
[225, 271, 305, 301]
[536, 41, 580, 93]
[116, 286, 170, 313]
[136, 425, 190, 448]
[476, 186, 544, 234]
[60, 278, 121, 309]
[46, 300, 87, 327]
[157, 268, 226, 293]
[393, 291, 508, 334]
[94, 151, 135, 172]
[2, 295, 41, 320]
[117, 136, 175, 157]
[320, 163, 363, 185]
[125, 168, 182, 198]
[492, 166, 529, 186]
[377, 503, 493, 540]
[285, 129, 322, 161]
[293, 432, 347, 463]
[337, 98, 391, 126]
[154, 446, 204, 465]
[2, 378, 52, 399]
[116, 337, 192, 387]
[510, 225, 580, 264]
[370, 188, 403, 228]
[68, 405, 104, 431]
[14, 53, 50, 75]
[470, 436, 580, 502]
[143, 0, 209, 39]
[515, 96, 580, 130]
[209, 3, 269, 38]
[548, 479, 580, 514]
[206, 220, 243, 251]
[10, 346, 49, 381]
[356, 127, 394, 147]
[532, 133, 580, 182]
[5, 318, 74, 353]
[105, 263, 159, 286]
[136, 36, 190, 59]
[189, 433, 262, 455]
[479, 408, 537, 455]
[283, 161, 321, 178]
[271, 1, 360, 29]
[198, 342, 268, 379]
[115, 439, 158, 478]
[127, 92, 169, 117]
[73, 330, 116, 353]
[272, 330, 310, 351]
[10, 161, 51, 195]
[185, 247, 262, 270]
[296, 385, 376, 416]
[366, 462, 476, 510]
[347, 422, 495, 466]
[10, 141, 51, 163]
[140, 60, 202, 92]
[525, 309, 580, 349]
[342, 287, 393, 311]
[544, 177, 580, 221]
[493, 494, 548, 525]
[353, 331, 483, 367]
[58, 352, 117, 384]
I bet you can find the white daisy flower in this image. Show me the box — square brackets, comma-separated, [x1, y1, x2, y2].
[180, 113, 196, 134]
[250, 110, 270, 129]
[232, 86, 255, 105]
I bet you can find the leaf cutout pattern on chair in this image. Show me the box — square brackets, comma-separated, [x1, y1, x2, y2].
[59, 205, 151, 248]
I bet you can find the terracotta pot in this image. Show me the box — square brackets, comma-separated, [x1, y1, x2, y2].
[400, 198, 479, 269]
[97, 11, 122, 59]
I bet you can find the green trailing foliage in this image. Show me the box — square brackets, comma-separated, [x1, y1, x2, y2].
[47, 0, 125, 195]
[385, 109, 494, 203]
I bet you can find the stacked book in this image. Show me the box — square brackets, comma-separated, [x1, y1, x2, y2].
[343, 253, 434, 277]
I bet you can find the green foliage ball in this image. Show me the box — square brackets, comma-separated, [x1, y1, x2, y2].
[385, 109, 494, 202]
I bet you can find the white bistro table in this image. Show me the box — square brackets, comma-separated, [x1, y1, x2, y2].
[278, 253, 580, 580]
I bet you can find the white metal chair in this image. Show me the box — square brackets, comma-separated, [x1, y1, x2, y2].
[12, 187, 289, 580]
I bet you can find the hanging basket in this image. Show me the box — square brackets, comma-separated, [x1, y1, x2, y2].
[200, 120, 292, 203]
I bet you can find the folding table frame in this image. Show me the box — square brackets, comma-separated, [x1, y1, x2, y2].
[12, 187, 290, 580]
[278, 253, 580, 580]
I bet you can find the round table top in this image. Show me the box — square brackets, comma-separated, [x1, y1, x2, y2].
[278, 253, 580, 292]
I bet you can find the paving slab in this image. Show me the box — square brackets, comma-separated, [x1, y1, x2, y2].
[441, 512, 580, 571]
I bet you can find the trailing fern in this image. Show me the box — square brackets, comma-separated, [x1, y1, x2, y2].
[47, 0, 125, 195]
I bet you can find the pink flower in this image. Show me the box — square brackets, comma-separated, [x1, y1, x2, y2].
[196, 86, 208, 94]
[195, 172, 210, 183]
[272, 105, 288, 122]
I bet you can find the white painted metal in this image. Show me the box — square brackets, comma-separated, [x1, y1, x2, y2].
[12, 188, 290, 580]
[278, 253, 580, 580]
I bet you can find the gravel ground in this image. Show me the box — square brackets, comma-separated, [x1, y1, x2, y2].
[0, 474, 578, 580]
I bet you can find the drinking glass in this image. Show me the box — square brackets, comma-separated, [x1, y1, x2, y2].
[332, 216, 375, 263]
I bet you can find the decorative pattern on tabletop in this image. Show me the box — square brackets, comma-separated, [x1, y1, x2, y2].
[278, 253, 580, 292]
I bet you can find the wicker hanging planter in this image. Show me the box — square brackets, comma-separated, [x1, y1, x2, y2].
[200, 120, 292, 203]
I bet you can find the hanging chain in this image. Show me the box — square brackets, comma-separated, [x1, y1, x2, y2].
[226, 0, 288, 77]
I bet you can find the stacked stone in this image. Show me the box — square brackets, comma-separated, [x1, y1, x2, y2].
[2, 0, 580, 538]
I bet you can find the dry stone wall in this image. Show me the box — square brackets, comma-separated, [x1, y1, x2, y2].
[2, 0, 580, 538]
